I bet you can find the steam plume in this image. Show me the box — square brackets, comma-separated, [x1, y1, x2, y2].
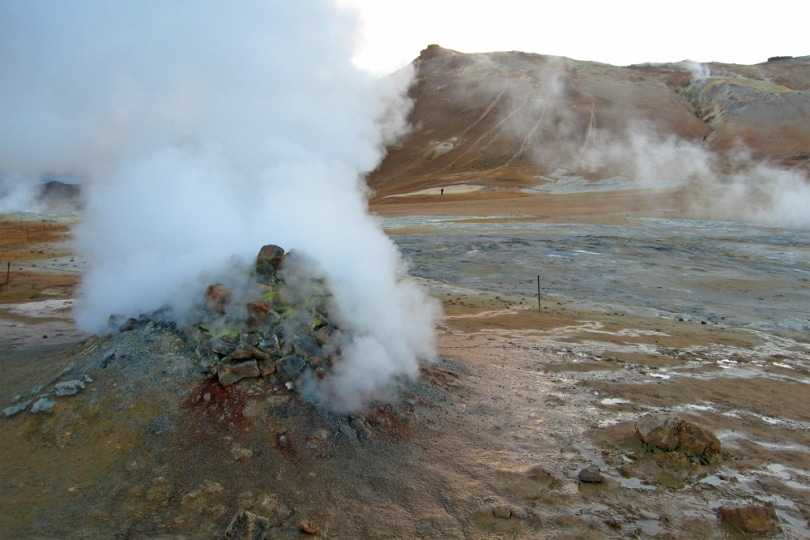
[0, 1, 440, 410]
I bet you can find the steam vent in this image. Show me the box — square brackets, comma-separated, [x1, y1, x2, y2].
[203, 245, 337, 391]
[204, 244, 332, 390]
[119, 244, 341, 397]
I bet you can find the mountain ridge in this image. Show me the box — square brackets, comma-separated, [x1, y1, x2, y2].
[369, 45, 810, 199]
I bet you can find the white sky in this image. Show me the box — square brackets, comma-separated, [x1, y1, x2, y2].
[337, 0, 809, 75]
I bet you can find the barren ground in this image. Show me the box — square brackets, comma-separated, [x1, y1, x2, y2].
[1, 190, 809, 538]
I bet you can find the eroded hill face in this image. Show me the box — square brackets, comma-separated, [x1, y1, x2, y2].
[369, 45, 810, 198]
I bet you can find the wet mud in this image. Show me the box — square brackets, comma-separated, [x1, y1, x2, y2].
[1, 214, 809, 538]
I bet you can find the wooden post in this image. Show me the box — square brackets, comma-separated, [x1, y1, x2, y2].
[537, 275, 541, 311]
[5, 261, 9, 288]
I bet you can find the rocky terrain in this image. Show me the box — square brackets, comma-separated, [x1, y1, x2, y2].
[1, 47, 809, 539]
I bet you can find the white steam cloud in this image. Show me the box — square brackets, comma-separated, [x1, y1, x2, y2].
[0, 1, 440, 411]
[484, 57, 810, 229]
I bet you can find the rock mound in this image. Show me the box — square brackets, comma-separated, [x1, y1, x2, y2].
[115, 244, 345, 404]
[635, 414, 722, 465]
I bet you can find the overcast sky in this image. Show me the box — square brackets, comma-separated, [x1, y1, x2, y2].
[338, 0, 808, 74]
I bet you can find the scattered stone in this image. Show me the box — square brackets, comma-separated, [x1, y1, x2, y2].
[258, 335, 281, 355]
[225, 509, 270, 539]
[719, 505, 777, 534]
[200, 479, 224, 495]
[294, 336, 324, 364]
[313, 325, 330, 346]
[492, 505, 512, 519]
[119, 318, 139, 332]
[241, 333, 261, 347]
[218, 360, 261, 386]
[491, 504, 527, 520]
[30, 397, 56, 413]
[54, 379, 86, 397]
[210, 337, 238, 356]
[299, 520, 320, 534]
[231, 446, 253, 462]
[255, 244, 285, 280]
[205, 284, 232, 314]
[257, 359, 276, 377]
[350, 417, 373, 440]
[4, 401, 31, 417]
[229, 344, 270, 362]
[636, 414, 722, 464]
[246, 301, 271, 331]
[280, 354, 307, 379]
[578, 465, 605, 483]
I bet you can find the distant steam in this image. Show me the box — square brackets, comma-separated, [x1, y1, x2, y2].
[465, 55, 810, 229]
[0, 1, 440, 410]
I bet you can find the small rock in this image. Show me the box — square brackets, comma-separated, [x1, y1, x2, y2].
[299, 520, 320, 535]
[313, 326, 330, 346]
[492, 505, 513, 519]
[241, 333, 261, 347]
[636, 414, 680, 451]
[54, 380, 86, 397]
[578, 465, 605, 483]
[636, 414, 722, 464]
[4, 401, 32, 417]
[205, 283, 232, 314]
[231, 446, 253, 462]
[119, 318, 139, 332]
[30, 397, 56, 413]
[257, 359, 276, 377]
[200, 480, 224, 494]
[294, 336, 324, 363]
[280, 354, 307, 379]
[258, 335, 281, 356]
[256, 244, 286, 281]
[225, 509, 270, 539]
[230, 344, 270, 362]
[719, 505, 777, 534]
[350, 417, 373, 440]
[218, 360, 261, 386]
[210, 337, 238, 356]
[246, 303, 270, 332]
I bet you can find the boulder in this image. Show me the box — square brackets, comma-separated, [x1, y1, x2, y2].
[719, 505, 777, 534]
[636, 414, 722, 464]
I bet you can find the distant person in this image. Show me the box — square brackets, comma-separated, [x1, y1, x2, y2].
[440, 188, 444, 195]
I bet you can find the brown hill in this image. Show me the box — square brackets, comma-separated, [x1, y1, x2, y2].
[369, 45, 810, 199]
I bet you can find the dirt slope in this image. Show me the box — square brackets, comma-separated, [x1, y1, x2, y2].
[369, 46, 810, 199]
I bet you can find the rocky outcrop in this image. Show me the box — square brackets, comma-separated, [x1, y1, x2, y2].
[635, 414, 722, 464]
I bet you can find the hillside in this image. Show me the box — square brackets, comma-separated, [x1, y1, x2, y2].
[369, 45, 810, 199]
